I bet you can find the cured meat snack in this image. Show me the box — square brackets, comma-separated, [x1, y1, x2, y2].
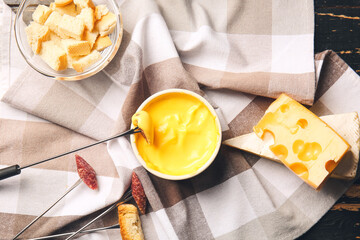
[75, 154, 98, 190]
[131, 172, 147, 214]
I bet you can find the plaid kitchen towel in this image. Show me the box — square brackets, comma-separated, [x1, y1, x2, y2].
[1, 0, 360, 239]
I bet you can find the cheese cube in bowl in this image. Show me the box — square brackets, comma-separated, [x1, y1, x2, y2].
[14, 0, 123, 81]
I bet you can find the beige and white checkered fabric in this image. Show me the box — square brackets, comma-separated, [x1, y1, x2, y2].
[1, 0, 359, 239]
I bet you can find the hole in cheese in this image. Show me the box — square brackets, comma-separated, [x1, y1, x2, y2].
[280, 104, 289, 113]
[293, 140, 305, 154]
[325, 160, 337, 173]
[270, 144, 288, 160]
[261, 130, 275, 144]
[297, 119, 308, 129]
[290, 126, 299, 134]
[289, 162, 309, 179]
[297, 142, 322, 162]
[293, 140, 322, 162]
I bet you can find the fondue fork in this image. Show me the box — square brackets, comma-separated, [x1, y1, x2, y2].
[65, 188, 133, 240]
[28, 224, 120, 239]
[19, 188, 132, 240]
[0, 128, 141, 181]
[13, 178, 83, 240]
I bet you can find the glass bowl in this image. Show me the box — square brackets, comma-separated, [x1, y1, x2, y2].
[130, 89, 223, 180]
[14, 0, 123, 81]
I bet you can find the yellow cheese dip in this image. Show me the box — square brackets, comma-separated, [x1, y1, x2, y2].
[133, 92, 220, 176]
[132, 111, 154, 144]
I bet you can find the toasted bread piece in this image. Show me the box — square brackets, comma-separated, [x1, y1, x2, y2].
[66, 54, 80, 69]
[32, 5, 52, 24]
[74, 0, 94, 9]
[84, 30, 98, 48]
[40, 41, 68, 71]
[71, 50, 101, 72]
[44, 11, 68, 38]
[94, 4, 109, 20]
[93, 35, 112, 51]
[117, 204, 144, 240]
[61, 39, 91, 56]
[55, 0, 73, 7]
[77, 7, 94, 31]
[58, 14, 85, 40]
[95, 12, 116, 36]
[50, 2, 78, 17]
[49, 32, 62, 46]
[25, 21, 50, 54]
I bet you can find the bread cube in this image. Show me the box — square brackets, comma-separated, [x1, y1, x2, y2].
[117, 204, 145, 240]
[84, 30, 98, 48]
[40, 41, 68, 71]
[32, 5, 52, 24]
[95, 12, 116, 36]
[25, 21, 50, 54]
[49, 32, 62, 46]
[74, 0, 94, 9]
[61, 39, 91, 55]
[77, 8, 94, 31]
[66, 54, 79, 68]
[94, 4, 109, 20]
[71, 50, 101, 72]
[45, 11, 68, 38]
[58, 14, 85, 40]
[93, 35, 112, 51]
[50, 2, 78, 17]
[55, 0, 73, 7]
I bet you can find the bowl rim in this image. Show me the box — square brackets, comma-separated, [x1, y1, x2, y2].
[130, 88, 222, 180]
[14, 0, 123, 81]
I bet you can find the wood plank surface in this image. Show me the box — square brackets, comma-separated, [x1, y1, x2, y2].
[4, 0, 360, 239]
[314, 0, 360, 74]
[298, 0, 360, 239]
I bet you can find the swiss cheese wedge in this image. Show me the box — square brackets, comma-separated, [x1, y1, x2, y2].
[223, 112, 359, 180]
[252, 94, 349, 189]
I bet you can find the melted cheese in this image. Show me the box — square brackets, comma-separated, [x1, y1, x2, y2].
[132, 111, 154, 145]
[133, 92, 220, 176]
[253, 94, 349, 189]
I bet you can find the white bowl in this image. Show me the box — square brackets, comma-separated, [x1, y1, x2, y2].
[130, 89, 222, 180]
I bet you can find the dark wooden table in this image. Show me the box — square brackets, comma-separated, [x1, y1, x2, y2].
[5, 0, 360, 239]
[298, 1, 360, 239]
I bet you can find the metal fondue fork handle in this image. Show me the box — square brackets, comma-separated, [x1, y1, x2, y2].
[13, 178, 83, 240]
[0, 127, 141, 181]
[65, 188, 133, 240]
[28, 224, 120, 240]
